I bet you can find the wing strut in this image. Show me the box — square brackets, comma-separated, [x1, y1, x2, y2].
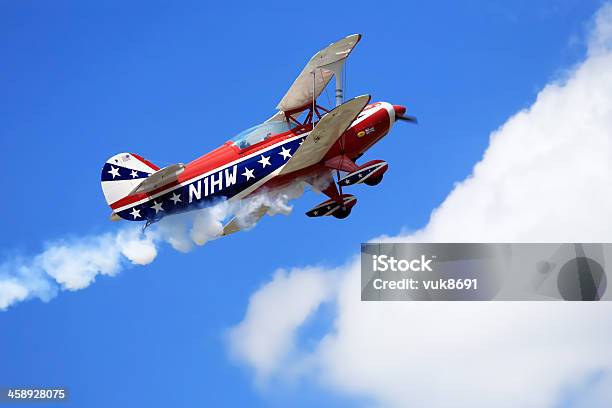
[327, 60, 344, 107]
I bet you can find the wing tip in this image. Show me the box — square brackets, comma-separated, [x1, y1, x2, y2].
[347, 33, 362, 42]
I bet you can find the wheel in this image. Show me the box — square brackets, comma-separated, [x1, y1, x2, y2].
[364, 174, 383, 186]
[333, 206, 352, 219]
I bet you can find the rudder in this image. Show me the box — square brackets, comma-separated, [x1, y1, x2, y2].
[101, 152, 159, 207]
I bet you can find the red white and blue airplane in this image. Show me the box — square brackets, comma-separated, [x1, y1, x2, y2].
[100, 34, 416, 235]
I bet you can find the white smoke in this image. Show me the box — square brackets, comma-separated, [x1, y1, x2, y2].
[0, 184, 307, 310]
[0, 229, 155, 310]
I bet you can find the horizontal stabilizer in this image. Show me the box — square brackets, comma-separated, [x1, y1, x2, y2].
[129, 163, 185, 195]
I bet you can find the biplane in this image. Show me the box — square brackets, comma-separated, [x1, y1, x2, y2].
[100, 34, 416, 235]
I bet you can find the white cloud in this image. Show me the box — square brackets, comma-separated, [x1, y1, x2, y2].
[589, 2, 612, 57]
[313, 262, 612, 408]
[228, 3, 612, 407]
[228, 266, 335, 382]
[569, 372, 612, 408]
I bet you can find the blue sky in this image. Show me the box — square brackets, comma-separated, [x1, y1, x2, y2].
[0, 0, 606, 406]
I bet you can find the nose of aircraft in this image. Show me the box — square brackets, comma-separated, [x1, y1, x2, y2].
[392, 104, 418, 124]
[393, 105, 407, 118]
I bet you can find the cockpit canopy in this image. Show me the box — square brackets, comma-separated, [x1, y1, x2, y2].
[231, 121, 298, 149]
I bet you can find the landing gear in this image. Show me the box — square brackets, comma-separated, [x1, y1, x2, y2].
[305, 195, 357, 218]
[142, 218, 154, 233]
[332, 206, 352, 219]
[337, 160, 388, 187]
[364, 174, 383, 186]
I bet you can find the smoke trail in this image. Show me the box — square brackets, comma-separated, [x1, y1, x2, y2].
[0, 229, 157, 309]
[0, 183, 308, 310]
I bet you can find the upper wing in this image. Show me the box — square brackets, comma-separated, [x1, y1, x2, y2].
[279, 94, 370, 175]
[274, 34, 361, 115]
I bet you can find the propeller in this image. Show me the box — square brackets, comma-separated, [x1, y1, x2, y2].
[396, 114, 418, 124]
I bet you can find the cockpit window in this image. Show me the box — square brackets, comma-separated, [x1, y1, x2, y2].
[231, 121, 298, 149]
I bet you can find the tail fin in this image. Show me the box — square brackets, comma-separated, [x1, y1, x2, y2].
[101, 152, 159, 207]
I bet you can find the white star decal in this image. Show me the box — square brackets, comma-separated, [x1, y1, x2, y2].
[258, 154, 271, 168]
[130, 170, 139, 178]
[108, 166, 120, 179]
[151, 201, 164, 213]
[129, 207, 141, 219]
[169, 192, 181, 204]
[279, 146, 292, 160]
[242, 167, 255, 181]
[313, 210, 318, 216]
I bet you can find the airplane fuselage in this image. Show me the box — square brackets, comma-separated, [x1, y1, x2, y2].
[109, 102, 398, 222]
